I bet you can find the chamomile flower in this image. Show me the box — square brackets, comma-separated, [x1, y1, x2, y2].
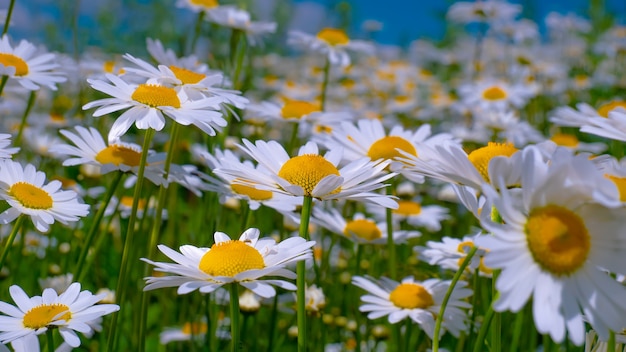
[207, 6, 277, 46]
[549, 132, 607, 154]
[414, 233, 492, 277]
[0, 134, 18, 159]
[288, 28, 374, 67]
[0, 160, 89, 232]
[550, 101, 626, 128]
[352, 276, 471, 339]
[446, 0, 522, 25]
[366, 199, 449, 232]
[477, 146, 626, 345]
[0, 35, 66, 91]
[142, 228, 315, 298]
[0, 283, 119, 348]
[581, 109, 626, 142]
[458, 79, 535, 112]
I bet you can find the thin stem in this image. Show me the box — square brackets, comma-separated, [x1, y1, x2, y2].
[0, 214, 25, 271]
[46, 328, 55, 352]
[491, 270, 501, 352]
[432, 246, 478, 352]
[266, 294, 279, 352]
[471, 302, 496, 352]
[230, 29, 247, 91]
[0, 76, 8, 97]
[297, 195, 313, 352]
[2, 0, 15, 35]
[320, 57, 331, 111]
[385, 187, 397, 279]
[189, 11, 205, 55]
[509, 307, 524, 352]
[15, 91, 36, 145]
[608, 330, 616, 352]
[230, 283, 240, 352]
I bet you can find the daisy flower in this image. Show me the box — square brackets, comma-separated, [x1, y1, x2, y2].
[0, 283, 119, 348]
[414, 233, 492, 277]
[352, 276, 472, 339]
[142, 228, 315, 298]
[550, 101, 626, 128]
[548, 132, 607, 154]
[207, 6, 277, 46]
[0, 160, 89, 232]
[446, 0, 521, 25]
[82, 73, 226, 141]
[0, 35, 66, 90]
[216, 139, 398, 208]
[366, 198, 450, 232]
[288, 28, 374, 67]
[477, 146, 626, 345]
[0, 134, 18, 159]
[581, 109, 626, 142]
[457, 79, 535, 112]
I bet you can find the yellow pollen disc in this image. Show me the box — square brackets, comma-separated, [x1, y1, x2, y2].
[198, 240, 265, 277]
[367, 136, 417, 161]
[95, 144, 143, 167]
[23, 303, 71, 329]
[231, 180, 273, 201]
[343, 219, 382, 241]
[281, 100, 320, 119]
[182, 322, 208, 335]
[314, 125, 333, 134]
[10, 182, 53, 210]
[467, 142, 518, 183]
[605, 174, 626, 202]
[103, 61, 116, 73]
[0, 53, 29, 76]
[277, 154, 341, 196]
[457, 241, 475, 253]
[120, 196, 147, 210]
[131, 84, 181, 108]
[169, 65, 206, 84]
[51, 176, 77, 189]
[550, 133, 579, 147]
[393, 200, 421, 216]
[597, 101, 626, 118]
[190, 0, 218, 8]
[389, 283, 434, 309]
[316, 28, 350, 46]
[482, 86, 508, 101]
[525, 205, 590, 276]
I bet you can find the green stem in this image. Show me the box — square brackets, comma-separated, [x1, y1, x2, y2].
[230, 283, 240, 352]
[0, 214, 25, 271]
[75, 172, 124, 281]
[2, 0, 15, 35]
[297, 195, 313, 352]
[46, 328, 54, 352]
[509, 307, 524, 352]
[491, 270, 501, 352]
[608, 330, 616, 352]
[471, 302, 495, 352]
[14, 91, 36, 145]
[230, 29, 247, 91]
[320, 57, 331, 111]
[266, 294, 279, 352]
[0, 76, 8, 97]
[432, 246, 478, 352]
[189, 11, 205, 55]
[385, 205, 397, 279]
[107, 128, 155, 351]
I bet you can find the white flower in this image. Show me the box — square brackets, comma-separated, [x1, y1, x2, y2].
[288, 28, 374, 67]
[207, 6, 276, 46]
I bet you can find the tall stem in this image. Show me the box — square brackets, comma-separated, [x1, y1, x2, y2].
[2, 0, 15, 35]
[0, 214, 25, 270]
[229, 283, 241, 352]
[385, 185, 397, 279]
[608, 330, 616, 352]
[46, 328, 55, 352]
[189, 11, 205, 55]
[320, 57, 331, 111]
[491, 270, 501, 352]
[14, 91, 36, 145]
[297, 195, 313, 352]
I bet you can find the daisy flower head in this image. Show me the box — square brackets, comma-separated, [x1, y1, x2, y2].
[414, 233, 493, 277]
[217, 139, 398, 208]
[207, 6, 277, 46]
[288, 28, 374, 67]
[550, 101, 626, 128]
[0, 160, 89, 232]
[457, 79, 535, 112]
[446, 0, 522, 25]
[142, 228, 315, 298]
[366, 198, 449, 232]
[0, 134, 18, 159]
[176, 0, 221, 14]
[548, 132, 607, 154]
[0, 35, 66, 91]
[581, 109, 626, 143]
[477, 145, 626, 345]
[0, 283, 119, 348]
[352, 276, 472, 339]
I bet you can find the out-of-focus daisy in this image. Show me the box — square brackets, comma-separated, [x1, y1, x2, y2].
[82, 73, 226, 141]
[217, 140, 398, 208]
[352, 276, 471, 339]
[0, 35, 66, 90]
[0, 160, 89, 232]
[446, 0, 521, 24]
[142, 228, 315, 298]
[207, 6, 277, 46]
[415, 233, 492, 277]
[458, 79, 535, 112]
[581, 109, 626, 142]
[477, 146, 626, 345]
[549, 132, 607, 154]
[304, 284, 326, 315]
[0, 283, 119, 348]
[288, 28, 374, 67]
[366, 198, 449, 232]
[550, 101, 626, 128]
[176, 0, 222, 15]
[38, 273, 74, 294]
[0, 134, 18, 159]
[160, 321, 208, 344]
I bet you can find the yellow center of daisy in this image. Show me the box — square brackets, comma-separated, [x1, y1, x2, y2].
[131, 84, 181, 108]
[343, 219, 382, 240]
[393, 200, 421, 216]
[231, 180, 273, 201]
[169, 65, 206, 84]
[190, 0, 219, 8]
[281, 100, 320, 119]
[389, 283, 434, 309]
[120, 196, 147, 210]
[277, 154, 341, 196]
[95, 144, 142, 167]
[550, 133, 579, 147]
[316, 28, 350, 46]
[605, 174, 626, 202]
[481, 86, 507, 101]
[525, 205, 590, 276]
[456, 241, 492, 275]
[367, 136, 417, 161]
[0, 53, 29, 76]
[23, 303, 71, 329]
[198, 240, 265, 277]
[182, 322, 208, 335]
[467, 142, 518, 183]
[10, 182, 53, 210]
[597, 101, 626, 117]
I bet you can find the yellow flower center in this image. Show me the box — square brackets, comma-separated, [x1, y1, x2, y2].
[316, 28, 350, 46]
[389, 283, 434, 309]
[456, 241, 492, 275]
[23, 304, 71, 329]
[481, 86, 508, 101]
[198, 240, 265, 277]
[550, 133, 579, 147]
[169, 65, 206, 84]
[281, 100, 320, 119]
[131, 84, 181, 108]
[525, 205, 590, 276]
[343, 219, 382, 241]
[467, 142, 518, 183]
[10, 182, 53, 210]
[277, 154, 341, 196]
[120, 196, 147, 210]
[597, 101, 626, 118]
[95, 144, 142, 167]
[190, 0, 218, 8]
[231, 180, 273, 201]
[367, 136, 417, 161]
[605, 174, 626, 202]
[181, 322, 208, 335]
[393, 200, 421, 216]
[0, 53, 29, 76]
